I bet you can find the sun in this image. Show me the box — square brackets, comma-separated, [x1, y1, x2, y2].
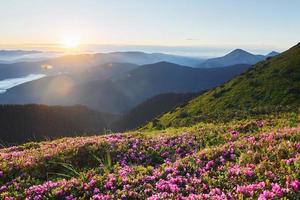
[61, 36, 80, 49]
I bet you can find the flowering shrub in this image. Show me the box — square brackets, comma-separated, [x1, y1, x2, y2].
[0, 117, 299, 199]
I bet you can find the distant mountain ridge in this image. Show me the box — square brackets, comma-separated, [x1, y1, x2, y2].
[0, 62, 251, 113]
[0, 51, 204, 79]
[198, 49, 277, 68]
[103, 51, 204, 67]
[151, 43, 300, 128]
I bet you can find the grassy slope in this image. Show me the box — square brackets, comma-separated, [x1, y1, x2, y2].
[150, 43, 300, 128]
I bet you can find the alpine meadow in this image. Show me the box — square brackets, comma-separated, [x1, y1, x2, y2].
[0, 1, 299, 199]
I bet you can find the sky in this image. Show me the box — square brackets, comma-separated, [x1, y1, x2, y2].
[0, 0, 299, 55]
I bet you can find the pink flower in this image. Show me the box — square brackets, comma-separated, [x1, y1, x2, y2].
[165, 166, 173, 173]
[147, 195, 160, 200]
[285, 158, 296, 164]
[0, 185, 7, 192]
[104, 174, 116, 190]
[228, 165, 241, 176]
[144, 188, 152, 194]
[243, 164, 255, 177]
[230, 130, 239, 140]
[258, 191, 275, 200]
[169, 184, 180, 193]
[205, 160, 215, 170]
[92, 194, 112, 200]
[65, 195, 77, 200]
[236, 182, 266, 197]
[89, 179, 97, 187]
[93, 188, 100, 194]
[265, 171, 275, 179]
[291, 180, 300, 192]
[244, 168, 254, 177]
[256, 120, 265, 128]
[271, 183, 283, 197]
[230, 130, 239, 135]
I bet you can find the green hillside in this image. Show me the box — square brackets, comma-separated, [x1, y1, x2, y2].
[149, 43, 300, 128]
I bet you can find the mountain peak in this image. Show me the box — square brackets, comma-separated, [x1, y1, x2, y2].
[198, 48, 264, 68]
[228, 49, 252, 55]
[143, 61, 178, 68]
[232, 48, 246, 52]
[266, 51, 280, 57]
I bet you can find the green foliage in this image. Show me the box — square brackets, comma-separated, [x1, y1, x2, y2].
[47, 161, 80, 179]
[289, 113, 299, 127]
[90, 151, 113, 171]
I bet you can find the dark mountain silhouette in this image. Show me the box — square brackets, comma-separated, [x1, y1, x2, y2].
[112, 92, 199, 131]
[266, 51, 280, 58]
[0, 104, 119, 145]
[198, 49, 265, 68]
[0, 62, 251, 113]
[152, 43, 300, 128]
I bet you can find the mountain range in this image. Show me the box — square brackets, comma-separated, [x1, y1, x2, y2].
[0, 62, 251, 113]
[0, 51, 204, 79]
[198, 49, 279, 68]
[0, 48, 277, 83]
[149, 43, 300, 128]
